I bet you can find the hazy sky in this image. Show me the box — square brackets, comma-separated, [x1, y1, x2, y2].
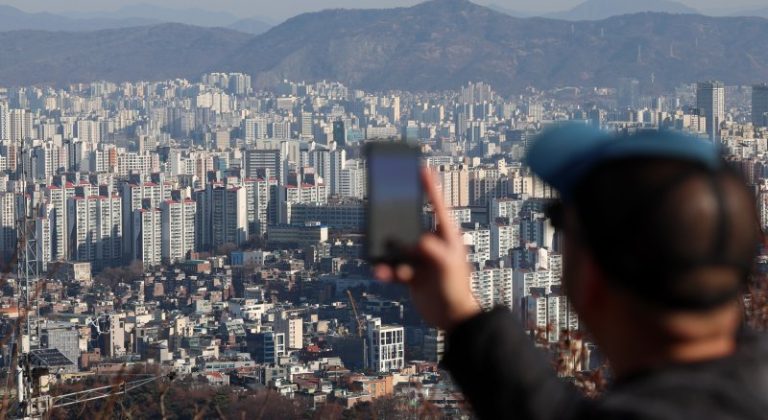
[2, 0, 765, 20]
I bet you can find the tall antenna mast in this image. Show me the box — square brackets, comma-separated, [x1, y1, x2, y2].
[17, 142, 40, 351]
[14, 139, 41, 417]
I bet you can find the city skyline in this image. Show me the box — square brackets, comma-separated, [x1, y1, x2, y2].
[2, 72, 766, 417]
[1, 0, 767, 417]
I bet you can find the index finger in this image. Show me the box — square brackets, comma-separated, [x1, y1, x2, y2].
[421, 166, 459, 240]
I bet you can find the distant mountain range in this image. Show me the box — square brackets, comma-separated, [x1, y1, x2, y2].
[1, 0, 768, 93]
[0, 4, 274, 34]
[0, 24, 252, 85]
[223, 0, 768, 92]
[0, 5, 157, 31]
[62, 3, 244, 27]
[732, 7, 768, 19]
[544, 0, 698, 21]
[226, 18, 275, 35]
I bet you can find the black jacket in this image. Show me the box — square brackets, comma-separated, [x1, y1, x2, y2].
[442, 307, 768, 419]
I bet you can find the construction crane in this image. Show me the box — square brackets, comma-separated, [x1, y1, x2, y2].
[346, 290, 365, 338]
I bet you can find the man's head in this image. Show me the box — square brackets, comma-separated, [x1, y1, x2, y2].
[527, 126, 763, 372]
[558, 157, 760, 312]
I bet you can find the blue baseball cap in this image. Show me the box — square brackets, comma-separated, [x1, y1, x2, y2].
[525, 123, 723, 200]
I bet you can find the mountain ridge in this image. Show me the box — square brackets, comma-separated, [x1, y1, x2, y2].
[1, 1, 768, 93]
[0, 4, 274, 33]
[0, 24, 252, 86]
[545, 0, 698, 20]
[222, 1, 768, 93]
[0, 4, 159, 31]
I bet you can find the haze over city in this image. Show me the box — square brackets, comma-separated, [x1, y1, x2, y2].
[0, 0, 766, 20]
[1, 0, 768, 418]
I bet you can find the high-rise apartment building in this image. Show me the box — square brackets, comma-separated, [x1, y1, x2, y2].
[752, 83, 768, 127]
[328, 147, 346, 195]
[227, 73, 252, 96]
[490, 198, 524, 223]
[269, 120, 291, 139]
[244, 147, 288, 185]
[198, 185, 248, 251]
[0, 103, 8, 141]
[6, 108, 32, 143]
[0, 192, 16, 261]
[366, 317, 404, 372]
[339, 162, 366, 199]
[132, 208, 162, 268]
[76, 120, 101, 144]
[423, 328, 445, 363]
[243, 117, 268, 143]
[471, 268, 514, 310]
[464, 225, 491, 268]
[160, 199, 196, 264]
[309, 148, 331, 184]
[617, 77, 640, 109]
[275, 316, 303, 350]
[243, 177, 278, 235]
[696, 81, 725, 141]
[300, 112, 313, 138]
[491, 222, 520, 260]
[36, 213, 53, 272]
[279, 183, 328, 224]
[247, 331, 285, 364]
[522, 286, 578, 343]
[121, 181, 171, 262]
[332, 120, 346, 147]
[434, 164, 469, 207]
[469, 168, 508, 206]
[67, 194, 122, 267]
[46, 183, 76, 262]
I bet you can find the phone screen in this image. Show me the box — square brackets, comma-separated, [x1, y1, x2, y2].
[366, 142, 423, 263]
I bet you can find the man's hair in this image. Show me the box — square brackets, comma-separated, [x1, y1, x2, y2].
[566, 157, 762, 311]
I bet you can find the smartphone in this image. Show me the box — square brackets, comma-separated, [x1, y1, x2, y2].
[366, 142, 424, 264]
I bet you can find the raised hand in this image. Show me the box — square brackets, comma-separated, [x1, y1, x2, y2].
[374, 167, 481, 331]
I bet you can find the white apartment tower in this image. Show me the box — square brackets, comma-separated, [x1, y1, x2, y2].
[435, 164, 469, 208]
[35, 213, 53, 272]
[243, 177, 278, 235]
[243, 117, 268, 143]
[491, 222, 520, 260]
[8, 109, 28, 142]
[523, 287, 579, 343]
[471, 268, 515, 310]
[276, 316, 303, 350]
[339, 162, 366, 199]
[121, 181, 171, 262]
[160, 199, 196, 264]
[67, 195, 122, 267]
[366, 317, 404, 372]
[300, 112, 313, 138]
[46, 183, 76, 261]
[132, 208, 162, 268]
[0, 103, 8, 141]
